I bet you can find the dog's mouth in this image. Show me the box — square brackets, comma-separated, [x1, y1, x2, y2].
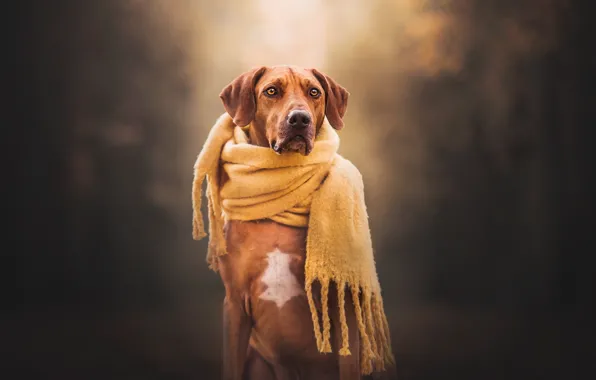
[272, 135, 313, 156]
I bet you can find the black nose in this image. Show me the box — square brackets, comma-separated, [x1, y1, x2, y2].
[287, 110, 312, 129]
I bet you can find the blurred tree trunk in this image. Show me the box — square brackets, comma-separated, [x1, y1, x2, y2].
[12, 0, 201, 311]
[553, 0, 595, 312]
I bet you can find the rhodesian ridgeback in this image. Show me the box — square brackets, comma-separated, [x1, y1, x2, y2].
[217, 65, 366, 380]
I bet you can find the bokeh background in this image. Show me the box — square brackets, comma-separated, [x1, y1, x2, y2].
[8, 0, 595, 379]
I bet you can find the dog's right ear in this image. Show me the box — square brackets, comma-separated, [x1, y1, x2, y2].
[219, 66, 267, 127]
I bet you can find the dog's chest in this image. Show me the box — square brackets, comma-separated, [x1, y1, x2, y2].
[258, 248, 305, 308]
[223, 220, 308, 305]
[223, 220, 326, 362]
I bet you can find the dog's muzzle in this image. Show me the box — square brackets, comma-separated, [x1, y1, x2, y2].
[273, 110, 315, 156]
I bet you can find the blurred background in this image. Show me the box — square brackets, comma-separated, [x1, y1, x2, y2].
[8, 0, 595, 379]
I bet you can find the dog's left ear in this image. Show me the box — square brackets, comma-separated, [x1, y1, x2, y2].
[220, 66, 267, 127]
[312, 69, 349, 130]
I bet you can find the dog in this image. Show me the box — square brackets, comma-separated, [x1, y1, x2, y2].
[217, 65, 364, 380]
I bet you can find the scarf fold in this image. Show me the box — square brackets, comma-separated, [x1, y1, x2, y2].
[192, 113, 393, 374]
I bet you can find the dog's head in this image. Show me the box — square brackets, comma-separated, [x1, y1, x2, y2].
[219, 65, 349, 155]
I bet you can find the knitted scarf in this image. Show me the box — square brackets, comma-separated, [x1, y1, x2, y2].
[192, 113, 393, 374]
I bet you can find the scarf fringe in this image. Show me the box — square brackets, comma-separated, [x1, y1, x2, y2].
[192, 113, 236, 271]
[192, 167, 226, 271]
[305, 277, 394, 375]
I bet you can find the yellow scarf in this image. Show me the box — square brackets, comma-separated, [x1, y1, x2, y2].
[192, 113, 393, 374]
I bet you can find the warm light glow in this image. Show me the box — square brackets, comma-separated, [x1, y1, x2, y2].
[240, 0, 328, 68]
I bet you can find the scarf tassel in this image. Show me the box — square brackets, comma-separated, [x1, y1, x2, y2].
[305, 278, 394, 375]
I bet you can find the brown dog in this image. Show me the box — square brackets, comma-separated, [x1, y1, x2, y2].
[216, 66, 363, 380]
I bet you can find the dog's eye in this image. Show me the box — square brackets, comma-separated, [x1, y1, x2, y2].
[264, 87, 278, 96]
[309, 88, 321, 98]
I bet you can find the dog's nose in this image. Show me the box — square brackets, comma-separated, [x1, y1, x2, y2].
[287, 110, 311, 129]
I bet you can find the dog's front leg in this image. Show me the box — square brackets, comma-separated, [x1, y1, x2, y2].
[222, 295, 252, 380]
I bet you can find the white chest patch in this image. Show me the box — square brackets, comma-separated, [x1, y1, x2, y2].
[259, 249, 304, 308]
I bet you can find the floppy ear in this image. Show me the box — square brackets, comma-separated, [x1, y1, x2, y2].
[311, 69, 349, 130]
[219, 66, 267, 127]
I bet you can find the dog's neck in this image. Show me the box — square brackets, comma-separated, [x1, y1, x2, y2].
[245, 123, 270, 148]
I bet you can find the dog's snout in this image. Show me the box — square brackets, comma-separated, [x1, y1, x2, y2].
[287, 110, 312, 129]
